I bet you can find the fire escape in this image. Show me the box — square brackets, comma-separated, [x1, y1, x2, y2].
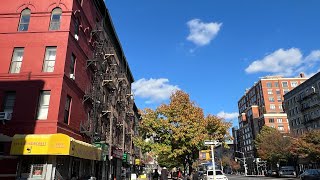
[80, 21, 118, 147]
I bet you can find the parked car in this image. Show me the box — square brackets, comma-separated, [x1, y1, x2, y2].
[278, 166, 296, 177]
[206, 170, 228, 180]
[299, 169, 320, 180]
[265, 170, 278, 177]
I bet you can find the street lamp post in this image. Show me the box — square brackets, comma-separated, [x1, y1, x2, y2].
[235, 151, 247, 176]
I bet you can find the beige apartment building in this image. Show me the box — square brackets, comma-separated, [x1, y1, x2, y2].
[284, 72, 320, 136]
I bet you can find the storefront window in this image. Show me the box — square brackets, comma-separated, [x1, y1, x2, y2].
[19, 156, 46, 179]
[56, 156, 70, 179]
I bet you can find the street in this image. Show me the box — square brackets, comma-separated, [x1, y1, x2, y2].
[227, 175, 298, 180]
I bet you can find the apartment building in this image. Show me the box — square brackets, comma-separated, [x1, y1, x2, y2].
[284, 72, 320, 136]
[0, 0, 139, 179]
[237, 74, 307, 158]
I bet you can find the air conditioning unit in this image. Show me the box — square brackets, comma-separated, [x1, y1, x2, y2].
[69, 74, 75, 80]
[0, 112, 12, 121]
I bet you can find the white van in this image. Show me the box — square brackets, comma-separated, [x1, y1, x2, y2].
[206, 170, 228, 180]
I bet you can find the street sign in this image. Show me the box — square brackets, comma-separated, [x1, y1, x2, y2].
[204, 140, 219, 145]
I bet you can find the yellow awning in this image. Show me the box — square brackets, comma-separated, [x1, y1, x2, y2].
[10, 134, 102, 161]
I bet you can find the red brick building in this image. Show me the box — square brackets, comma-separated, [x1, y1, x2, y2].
[0, 0, 137, 179]
[237, 74, 308, 158]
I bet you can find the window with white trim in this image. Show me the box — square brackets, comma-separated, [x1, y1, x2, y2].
[277, 118, 283, 123]
[266, 82, 272, 88]
[291, 81, 298, 88]
[278, 126, 284, 131]
[42, 47, 57, 72]
[18, 9, 31, 31]
[49, 8, 62, 30]
[283, 89, 289, 94]
[282, 82, 288, 87]
[37, 91, 51, 119]
[270, 104, 276, 110]
[9, 48, 24, 73]
[267, 89, 273, 95]
[268, 97, 275, 102]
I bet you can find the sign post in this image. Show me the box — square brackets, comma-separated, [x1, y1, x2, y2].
[204, 140, 219, 180]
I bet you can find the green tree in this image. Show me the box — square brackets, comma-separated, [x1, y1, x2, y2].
[290, 130, 320, 162]
[134, 90, 231, 174]
[255, 126, 292, 165]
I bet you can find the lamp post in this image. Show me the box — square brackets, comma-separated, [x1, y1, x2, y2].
[204, 140, 219, 180]
[235, 151, 247, 176]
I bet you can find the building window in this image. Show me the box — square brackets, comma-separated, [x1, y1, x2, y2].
[69, 54, 76, 79]
[282, 82, 288, 87]
[9, 48, 24, 73]
[283, 89, 289, 94]
[268, 97, 275, 102]
[18, 9, 31, 31]
[266, 82, 272, 88]
[278, 126, 284, 131]
[77, 0, 83, 6]
[3, 92, 16, 114]
[277, 118, 283, 123]
[74, 18, 79, 40]
[270, 104, 276, 110]
[274, 82, 279, 87]
[267, 89, 273, 95]
[291, 81, 298, 88]
[278, 105, 283, 110]
[276, 89, 281, 95]
[269, 118, 274, 123]
[49, 8, 62, 30]
[37, 91, 51, 120]
[64, 96, 71, 124]
[277, 96, 282, 102]
[42, 47, 57, 72]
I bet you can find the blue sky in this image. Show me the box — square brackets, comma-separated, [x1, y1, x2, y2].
[106, 0, 320, 127]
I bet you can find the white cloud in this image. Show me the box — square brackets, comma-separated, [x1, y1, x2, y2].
[132, 78, 180, 104]
[186, 19, 222, 46]
[217, 111, 239, 120]
[305, 50, 320, 63]
[245, 48, 320, 76]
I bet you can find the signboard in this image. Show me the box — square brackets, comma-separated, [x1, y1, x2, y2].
[204, 140, 219, 145]
[112, 147, 123, 159]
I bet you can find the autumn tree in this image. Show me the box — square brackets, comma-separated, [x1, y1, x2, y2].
[290, 130, 320, 162]
[255, 126, 293, 165]
[134, 90, 231, 174]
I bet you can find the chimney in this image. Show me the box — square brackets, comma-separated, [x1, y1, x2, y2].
[299, 72, 305, 78]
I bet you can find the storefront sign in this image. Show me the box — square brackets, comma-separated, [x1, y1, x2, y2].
[10, 134, 102, 161]
[10, 134, 70, 155]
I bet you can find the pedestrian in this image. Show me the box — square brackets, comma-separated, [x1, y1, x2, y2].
[178, 168, 182, 180]
[160, 167, 168, 180]
[192, 170, 198, 180]
[153, 169, 159, 180]
[172, 167, 178, 180]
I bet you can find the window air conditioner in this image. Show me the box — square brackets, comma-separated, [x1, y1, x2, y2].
[69, 74, 75, 80]
[0, 112, 12, 121]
